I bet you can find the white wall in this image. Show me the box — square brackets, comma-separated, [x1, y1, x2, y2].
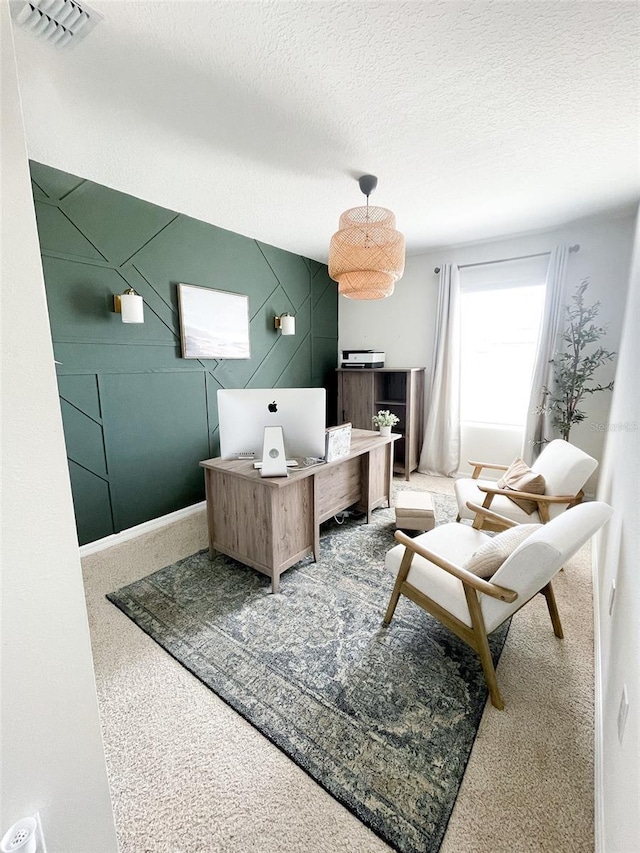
[339, 210, 636, 486]
[0, 6, 118, 851]
[459, 423, 522, 477]
[593, 210, 639, 852]
[339, 251, 441, 371]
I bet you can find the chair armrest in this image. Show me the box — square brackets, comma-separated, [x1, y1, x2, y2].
[468, 460, 510, 479]
[393, 530, 518, 603]
[465, 501, 518, 529]
[476, 484, 578, 503]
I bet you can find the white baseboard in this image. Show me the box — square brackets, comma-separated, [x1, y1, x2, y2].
[79, 501, 206, 557]
[592, 529, 605, 853]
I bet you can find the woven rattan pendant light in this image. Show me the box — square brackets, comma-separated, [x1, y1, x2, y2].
[328, 175, 405, 299]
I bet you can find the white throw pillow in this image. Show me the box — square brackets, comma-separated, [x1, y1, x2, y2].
[463, 524, 542, 579]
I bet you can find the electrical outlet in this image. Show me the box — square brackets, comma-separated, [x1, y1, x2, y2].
[617, 685, 629, 744]
[608, 579, 616, 615]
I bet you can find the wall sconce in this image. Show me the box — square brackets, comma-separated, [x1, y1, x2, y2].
[113, 288, 144, 324]
[274, 313, 295, 336]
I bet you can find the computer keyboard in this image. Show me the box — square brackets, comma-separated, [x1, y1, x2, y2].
[253, 460, 299, 469]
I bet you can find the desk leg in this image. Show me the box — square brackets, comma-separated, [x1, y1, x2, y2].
[271, 572, 280, 594]
[363, 451, 373, 524]
[312, 475, 320, 561]
[387, 441, 394, 507]
[204, 470, 216, 559]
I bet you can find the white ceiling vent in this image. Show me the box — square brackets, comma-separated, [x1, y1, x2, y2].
[11, 0, 102, 47]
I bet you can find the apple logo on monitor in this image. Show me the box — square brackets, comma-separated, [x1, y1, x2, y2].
[268, 400, 278, 413]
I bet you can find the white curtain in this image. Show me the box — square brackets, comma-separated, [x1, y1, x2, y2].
[521, 245, 568, 463]
[418, 264, 461, 476]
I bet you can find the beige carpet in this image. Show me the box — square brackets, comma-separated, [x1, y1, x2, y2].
[82, 473, 594, 853]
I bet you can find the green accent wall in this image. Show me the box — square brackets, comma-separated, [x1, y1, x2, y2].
[31, 161, 338, 545]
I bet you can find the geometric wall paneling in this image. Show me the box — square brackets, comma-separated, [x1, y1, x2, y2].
[311, 264, 339, 424]
[57, 373, 102, 422]
[311, 277, 339, 338]
[211, 285, 299, 390]
[248, 317, 312, 390]
[52, 342, 191, 376]
[247, 339, 311, 390]
[68, 460, 115, 545]
[305, 257, 324, 278]
[284, 294, 312, 340]
[30, 160, 84, 202]
[256, 241, 312, 310]
[253, 280, 295, 339]
[123, 263, 182, 336]
[132, 215, 281, 308]
[41, 255, 176, 346]
[257, 283, 296, 341]
[272, 337, 313, 389]
[30, 178, 50, 204]
[34, 201, 106, 261]
[61, 179, 179, 268]
[312, 350, 338, 425]
[312, 262, 337, 307]
[255, 296, 312, 389]
[311, 264, 338, 294]
[209, 424, 221, 461]
[312, 260, 336, 297]
[209, 333, 263, 391]
[59, 398, 108, 479]
[190, 219, 284, 295]
[256, 282, 305, 349]
[312, 336, 340, 391]
[32, 161, 337, 544]
[205, 372, 224, 459]
[100, 371, 210, 532]
[312, 267, 339, 315]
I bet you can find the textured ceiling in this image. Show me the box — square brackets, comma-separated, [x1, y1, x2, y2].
[10, 0, 640, 261]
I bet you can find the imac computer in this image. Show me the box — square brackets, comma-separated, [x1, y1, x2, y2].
[217, 388, 327, 461]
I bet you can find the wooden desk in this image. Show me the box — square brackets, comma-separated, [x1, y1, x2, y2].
[200, 429, 398, 592]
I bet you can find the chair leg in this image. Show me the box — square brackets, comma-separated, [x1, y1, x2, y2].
[541, 581, 564, 638]
[475, 629, 504, 710]
[472, 494, 494, 530]
[383, 548, 414, 625]
[465, 587, 504, 709]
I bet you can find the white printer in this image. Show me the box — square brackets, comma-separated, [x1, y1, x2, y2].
[341, 350, 385, 369]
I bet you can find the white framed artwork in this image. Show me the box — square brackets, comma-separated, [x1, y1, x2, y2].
[177, 283, 251, 359]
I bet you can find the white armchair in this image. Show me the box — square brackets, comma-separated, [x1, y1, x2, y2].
[383, 500, 613, 709]
[454, 439, 598, 529]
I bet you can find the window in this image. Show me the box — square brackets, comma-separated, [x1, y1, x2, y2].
[460, 257, 548, 428]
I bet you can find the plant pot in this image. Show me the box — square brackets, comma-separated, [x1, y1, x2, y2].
[378, 425, 392, 437]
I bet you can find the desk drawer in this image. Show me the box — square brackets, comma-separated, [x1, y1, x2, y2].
[315, 456, 362, 522]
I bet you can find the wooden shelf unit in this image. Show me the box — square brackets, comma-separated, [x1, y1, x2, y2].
[337, 367, 425, 480]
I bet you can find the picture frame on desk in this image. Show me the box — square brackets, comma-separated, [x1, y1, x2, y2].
[325, 423, 352, 462]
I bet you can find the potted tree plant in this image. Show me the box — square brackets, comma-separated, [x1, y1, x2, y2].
[539, 278, 616, 442]
[372, 409, 400, 437]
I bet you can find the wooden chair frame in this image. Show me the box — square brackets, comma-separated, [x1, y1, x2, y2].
[383, 501, 564, 709]
[459, 459, 585, 530]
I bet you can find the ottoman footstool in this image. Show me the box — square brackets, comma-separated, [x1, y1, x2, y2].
[394, 490, 436, 532]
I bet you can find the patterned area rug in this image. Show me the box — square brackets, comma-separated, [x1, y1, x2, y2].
[107, 494, 507, 853]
